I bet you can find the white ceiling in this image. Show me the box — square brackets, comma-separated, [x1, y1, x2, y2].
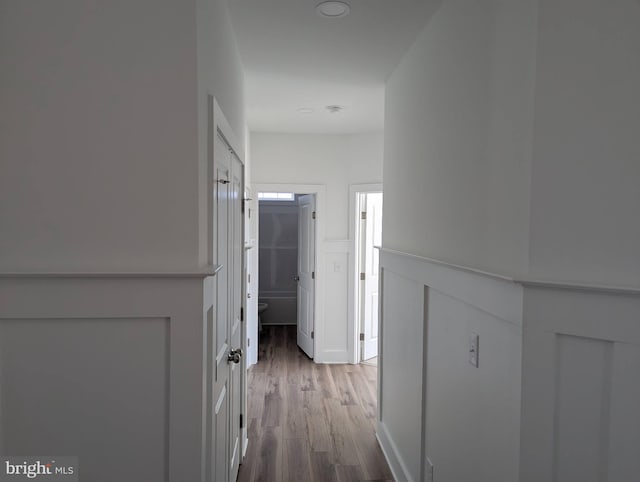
[228, 0, 441, 134]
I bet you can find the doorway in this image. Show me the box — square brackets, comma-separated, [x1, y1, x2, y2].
[352, 187, 383, 365]
[255, 188, 319, 360]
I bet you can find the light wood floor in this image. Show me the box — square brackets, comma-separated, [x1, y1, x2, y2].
[238, 325, 393, 482]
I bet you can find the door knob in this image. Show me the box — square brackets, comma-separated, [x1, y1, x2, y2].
[293, 275, 300, 282]
[227, 348, 242, 364]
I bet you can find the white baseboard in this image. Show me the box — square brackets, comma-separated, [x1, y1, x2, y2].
[314, 349, 349, 364]
[377, 421, 413, 482]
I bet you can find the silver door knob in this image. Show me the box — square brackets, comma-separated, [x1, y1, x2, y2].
[293, 275, 300, 282]
[227, 348, 242, 364]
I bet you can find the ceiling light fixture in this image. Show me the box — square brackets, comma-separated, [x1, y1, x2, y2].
[297, 107, 315, 114]
[316, 1, 351, 18]
[326, 105, 344, 114]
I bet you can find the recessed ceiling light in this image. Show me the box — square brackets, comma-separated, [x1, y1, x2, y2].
[316, 1, 351, 18]
[297, 107, 315, 114]
[326, 105, 344, 114]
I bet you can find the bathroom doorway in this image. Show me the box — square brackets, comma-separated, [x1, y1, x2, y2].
[352, 188, 383, 365]
[256, 190, 317, 359]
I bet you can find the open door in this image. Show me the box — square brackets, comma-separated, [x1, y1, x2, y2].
[361, 192, 383, 361]
[296, 194, 316, 358]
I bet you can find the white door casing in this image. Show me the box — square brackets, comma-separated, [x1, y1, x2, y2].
[361, 192, 383, 361]
[297, 194, 316, 358]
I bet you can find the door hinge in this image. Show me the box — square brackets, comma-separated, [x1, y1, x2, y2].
[312, 211, 316, 220]
[240, 307, 244, 321]
[360, 333, 365, 341]
[248, 273, 251, 283]
[361, 211, 366, 220]
[312, 271, 315, 279]
[240, 414, 243, 429]
[247, 338, 250, 347]
[360, 272, 365, 281]
[311, 331, 315, 339]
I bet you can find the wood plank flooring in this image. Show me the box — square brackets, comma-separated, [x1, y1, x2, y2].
[238, 325, 393, 482]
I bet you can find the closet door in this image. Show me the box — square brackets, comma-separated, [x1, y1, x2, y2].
[209, 99, 245, 482]
[227, 153, 244, 482]
[212, 131, 231, 482]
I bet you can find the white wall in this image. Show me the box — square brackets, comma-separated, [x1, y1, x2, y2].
[251, 132, 383, 239]
[528, 0, 640, 288]
[0, 0, 198, 271]
[197, 0, 246, 266]
[381, 0, 640, 481]
[251, 132, 383, 362]
[384, 0, 536, 277]
[0, 274, 212, 481]
[0, 0, 246, 273]
[0, 1, 247, 479]
[519, 285, 640, 482]
[378, 250, 524, 482]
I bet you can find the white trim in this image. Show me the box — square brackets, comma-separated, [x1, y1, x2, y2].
[380, 248, 523, 327]
[314, 349, 350, 364]
[379, 248, 514, 282]
[379, 248, 640, 297]
[516, 278, 640, 296]
[377, 421, 414, 482]
[323, 239, 351, 253]
[349, 183, 383, 364]
[0, 267, 222, 279]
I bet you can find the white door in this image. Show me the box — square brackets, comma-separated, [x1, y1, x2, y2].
[362, 192, 383, 361]
[212, 132, 244, 482]
[297, 194, 316, 358]
[228, 153, 244, 482]
[212, 132, 231, 482]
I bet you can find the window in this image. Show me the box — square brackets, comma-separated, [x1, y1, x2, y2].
[258, 192, 295, 201]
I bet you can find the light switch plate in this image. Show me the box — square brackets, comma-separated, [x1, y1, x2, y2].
[469, 332, 479, 367]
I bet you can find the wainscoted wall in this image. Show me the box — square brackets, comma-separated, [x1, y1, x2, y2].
[519, 284, 640, 482]
[378, 249, 640, 482]
[318, 240, 352, 363]
[0, 273, 216, 482]
[378, 249, 523, 482]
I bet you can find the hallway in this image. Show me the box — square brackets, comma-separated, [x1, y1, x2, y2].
[238, 326, 392, 482]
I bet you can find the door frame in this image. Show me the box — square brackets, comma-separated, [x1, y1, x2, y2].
[348, 183, 383, 364]
[252, 183, 326, 361]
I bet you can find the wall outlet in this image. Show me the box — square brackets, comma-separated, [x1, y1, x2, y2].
[469, 332, 479, 367]
[426, 457, 434, 482]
